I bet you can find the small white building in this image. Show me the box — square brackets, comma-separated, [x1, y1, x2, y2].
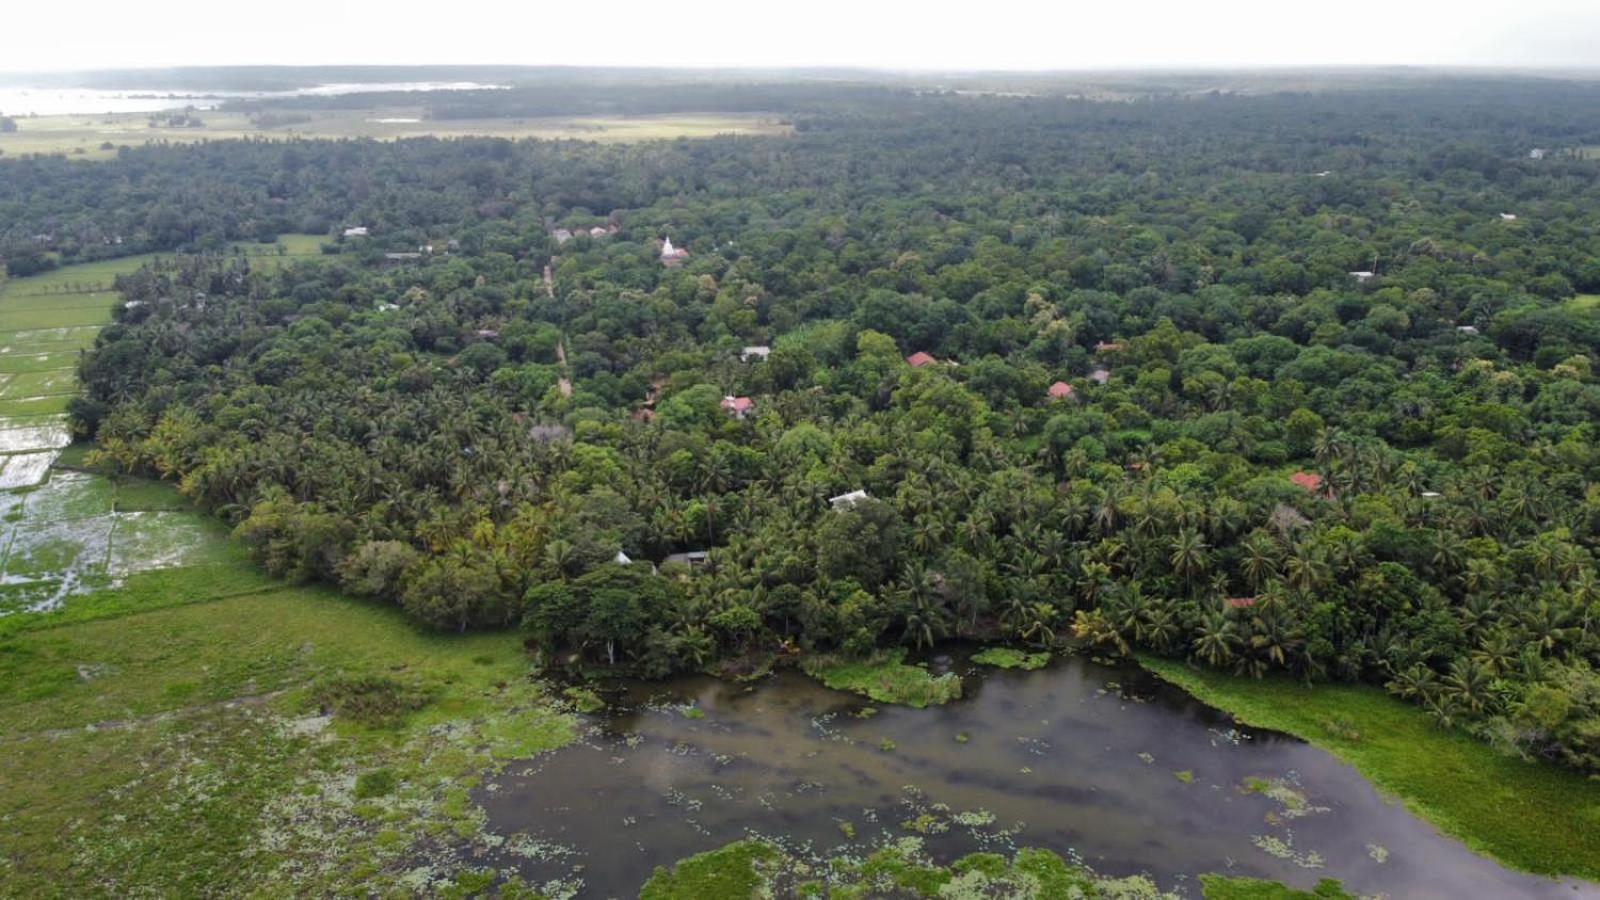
[663, 550, 710, 570]
[741, 345, 771, 362]
[1457, 325, 1480, 336]
[1529, 148, 1548, 160]
[829, 490, 870, 510]
[551, 228, 574, 244]
[342, 226, 369, 238]
[1500, 213, 1518, 222]
[1349, 271, 1375, 283]
[661, 237, 690, 267]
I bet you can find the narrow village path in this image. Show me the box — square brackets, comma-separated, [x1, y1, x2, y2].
[545, 263, 573, 397]
[555, 336, 573, 397]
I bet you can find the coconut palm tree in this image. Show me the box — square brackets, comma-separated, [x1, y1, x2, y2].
[1239, 532, 1280, 592]
[1442, 657, 1494, 715]
[1193, 610, 1240, 668]
[1169, 528, 1210, 595]
[1283, 543, 1330, 593]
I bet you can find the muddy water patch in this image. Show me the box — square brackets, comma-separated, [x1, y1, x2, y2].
[0, 420, 71, 453]
[480, 659, 1594, 899]
[0, 450, 61, 488]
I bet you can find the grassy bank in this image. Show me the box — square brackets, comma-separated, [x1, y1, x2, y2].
[0, 586, 577, 897]
[1140, 656, 1600, 880]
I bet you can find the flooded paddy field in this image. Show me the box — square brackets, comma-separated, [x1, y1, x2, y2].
[0, 470, 235, 615]
[0, 254, 247, 617]
[481, 653, 1599, 899]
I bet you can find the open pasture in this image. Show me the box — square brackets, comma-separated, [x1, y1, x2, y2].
[0, 109, 792, 158]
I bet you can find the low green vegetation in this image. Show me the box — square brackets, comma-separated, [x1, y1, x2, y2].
[1199, 875, 1355, 899]
[639, 839, 782, 899]
[0, 554, 281, 639]
[1142, 656, 1600, 879]
[561, 684, 605, 713]
[971, 646, 1052, 670]
[0, 586, 576, 896]
[640, 838, 1352, 899]
[803, 649, 963, 707]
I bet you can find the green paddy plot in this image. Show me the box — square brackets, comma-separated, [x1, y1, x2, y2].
[0, 580, 69, 617]
[0, 395, 71, 417]
[0, 352, 86, 374]
[2, 516, 115, 579]
[0, 291, 122, 310]
[107, 511, 236, 575]
[0, 255, 162, 294]
[22, 471, 115, 520]
[226, 234, 328, 271]
[0, 337, 99, 354]
[0, 304, 122, 331]
[1, 368, 77, 398]
[112, 477, 194, 511]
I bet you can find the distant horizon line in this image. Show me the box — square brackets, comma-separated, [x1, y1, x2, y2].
[5, 62, 1600, 78]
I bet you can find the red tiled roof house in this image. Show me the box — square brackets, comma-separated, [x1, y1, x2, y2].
[1290, 471, 1324, 494]
[721, 395, 755, 419]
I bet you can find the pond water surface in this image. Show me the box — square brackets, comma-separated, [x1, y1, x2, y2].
[481, 652, 1599, 898]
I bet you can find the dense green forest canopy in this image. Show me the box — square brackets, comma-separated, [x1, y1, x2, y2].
[4, 79, 1600, 777]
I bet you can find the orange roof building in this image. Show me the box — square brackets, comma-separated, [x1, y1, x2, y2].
[905, 351, 938, 368]
[721, 395, 755, 418]
[1290, 471, 1324, 493]
[1047, 381, 1076, 400]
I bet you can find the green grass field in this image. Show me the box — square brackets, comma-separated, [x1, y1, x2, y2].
[0, 110, 792, 159]
[1570, 294, 1600, 313]
[1140, 656, 1600, 880]
[0, 586, 576, 897]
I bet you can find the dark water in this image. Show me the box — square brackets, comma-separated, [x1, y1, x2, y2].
[480, 653, 1599, 898]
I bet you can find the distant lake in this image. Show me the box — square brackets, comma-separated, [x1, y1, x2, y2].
[0, 82, 507, 116]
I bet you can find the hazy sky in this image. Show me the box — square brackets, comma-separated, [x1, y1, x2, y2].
[4, 0, 1599, 72]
